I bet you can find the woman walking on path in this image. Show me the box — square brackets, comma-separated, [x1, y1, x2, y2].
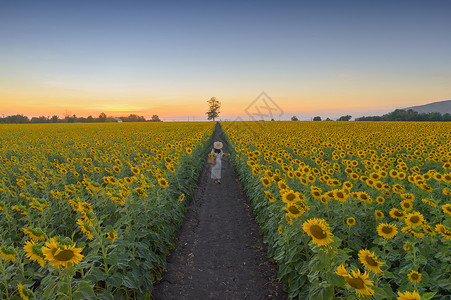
[210, 141, 224, 184]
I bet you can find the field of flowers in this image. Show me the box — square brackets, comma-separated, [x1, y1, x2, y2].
[222, 121, 450, 300]
[0, 122, 214, 299]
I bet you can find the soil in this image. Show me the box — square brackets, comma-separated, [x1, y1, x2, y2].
[152, 123, 287, 300]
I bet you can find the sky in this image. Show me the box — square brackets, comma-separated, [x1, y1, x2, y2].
[0, 0, 450, 121]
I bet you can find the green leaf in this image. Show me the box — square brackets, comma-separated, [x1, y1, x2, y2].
[73, 282, 96, 300]
[372, 286, 388, 300]
[422, 292, 437, 300]
[308, 281, 334, 300]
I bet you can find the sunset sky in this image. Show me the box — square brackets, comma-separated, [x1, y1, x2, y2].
[1, 1, 450, 120]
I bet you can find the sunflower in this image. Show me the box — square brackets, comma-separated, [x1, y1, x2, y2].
[335, 266, 375, 297]
[106, 231, 117, 241]
[0, 245, 17, 261]
[17, 283, 33, 300]
[134, 187, 148, 197]
[407, 270, 421, 283]
[302, 218, 334, 246]
[358, 249, 383, 273]
[357, 192, 372, 203]
[435, 224, 451, 240]
[422, 198, 437, 208]
[260, 177, 271, 187]
[400, 200, 413, 211]
[11, 205, 28, 216]
[334, 189, 348, 202]
[285, 214, 293, 225]
[389, 208, 406, 220]
[131, 166, 140, 175]
[264, 191, 275, 203]
[310, 186, 322, 199]
[178, 193, 185, 202]
[375, 210, 384, 219]
[376, 223, 398, 239]
[404, 211, 424, 227]
[284, 204, 305, 218]
[282, 190, 298, 204]
[346, 217, 356, 226]
[376, 196, 385, 204]
[442, 204, 451, 216]
[403, 243, 412, 251]
[76, 219, 95, 240]
[22, 227, 45, 242]
[421, 224, 436, 236]
[113, 165, 121, 173]
[158, 178, 169, 188]
[41, 237, 84, 268]
[400, 193, 415, 201]
[186, 147, 192, 154]
[320, 196, 328, 205]
[397, 290, 421, 300]
[23, 240, 46, 267]
[335, 264, 349, 277]
[389, 169, 398, 178]
[278, 180, 288, 190]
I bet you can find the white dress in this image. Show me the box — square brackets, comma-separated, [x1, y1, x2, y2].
[210, 149, 223, 180]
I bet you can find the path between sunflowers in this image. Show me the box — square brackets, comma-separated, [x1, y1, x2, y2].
[153, 123, 287, 299]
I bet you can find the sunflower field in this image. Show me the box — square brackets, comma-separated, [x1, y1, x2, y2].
[222, 121, 450, 300]
[0, 122, 214, 299]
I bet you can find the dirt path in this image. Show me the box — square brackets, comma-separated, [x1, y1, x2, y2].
[152, 123, 287, 299]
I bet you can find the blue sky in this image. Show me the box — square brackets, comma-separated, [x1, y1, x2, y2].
[1, 0, 450, 120]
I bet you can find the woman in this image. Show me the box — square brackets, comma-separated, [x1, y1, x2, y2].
[210, 141, 224, 184]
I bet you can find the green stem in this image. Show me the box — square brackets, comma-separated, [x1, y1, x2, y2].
[0, 260, 9, 299]
[66, 274, 72, 300]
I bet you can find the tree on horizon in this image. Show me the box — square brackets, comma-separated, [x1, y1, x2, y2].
[206, 97, 221, 121]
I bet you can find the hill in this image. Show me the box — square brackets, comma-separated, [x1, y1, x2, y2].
[402, 100, 451, 114]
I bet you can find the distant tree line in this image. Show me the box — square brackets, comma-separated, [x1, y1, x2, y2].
[290, 115, 352, 121]
[0, 113, 162, 124]
[355, 109, 451, 121]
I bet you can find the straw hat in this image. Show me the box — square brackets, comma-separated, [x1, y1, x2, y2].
[213, 141, 223, 149]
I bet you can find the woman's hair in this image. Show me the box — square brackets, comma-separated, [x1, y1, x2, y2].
[214, 148, 221, 153]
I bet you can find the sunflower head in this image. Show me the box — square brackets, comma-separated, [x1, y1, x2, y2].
[41, 237, 84, 268]
[346, 217, 356, 226]
[435, 224, 451, 240]
[407, 270, 421, 283]
[284, 204, 305, 218]
[0, 245, 17, 261]
[302, 218, 334, 246]
[358, 249, 383, 273]
[158, 178, 169, 188]
[404, 211, 424, 227]
[376, 196, 385, 204]
[106, 231, 118, 241]
[374, 210, 384, 219]
[17, 283, 33, 300]
[397, 290, 421, 300]
[282, 190, 298, 203]
[400, 200, 413, 211]
[390, 208, 406, 220]
[23, 240, 46, 267]
[342, 268, 375, 297]
[377, 223, 398, 239]
[442, 204, 451, 216]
